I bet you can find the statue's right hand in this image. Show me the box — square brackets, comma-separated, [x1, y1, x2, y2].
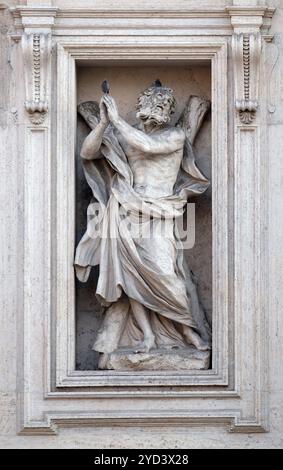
[99, 98, 110, 126]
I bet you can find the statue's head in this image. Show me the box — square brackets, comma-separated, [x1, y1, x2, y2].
[136, 80, 176, 126]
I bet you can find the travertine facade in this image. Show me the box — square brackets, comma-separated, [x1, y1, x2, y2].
[0, 0, 283, 448]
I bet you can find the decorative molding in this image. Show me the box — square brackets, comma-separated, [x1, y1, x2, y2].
[12, 7, 229, 19]
[55, 41, 229, 390]
[232, 32, 261, 124]
[10, 5, 274, 37]
[18, 413, 266, 436]
[13, 6, 272, 436]
[22, 33, 51, 124]
[11, 6, 275, 20]
[17, 37, 268, 434]
[11, 6, 59, 23]
[229, 4, 274, 124]
[227, 6, 275, 33]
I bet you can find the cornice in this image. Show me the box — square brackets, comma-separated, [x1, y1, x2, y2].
[227, 6, 275, 33]
[11, 6, 59, 19]
[10, 5, 275, 36]
[11, 7, 230, 19]
[56, 8, 230, 19]
[226, 6, 275, 18]
[10, 5, 276, 20]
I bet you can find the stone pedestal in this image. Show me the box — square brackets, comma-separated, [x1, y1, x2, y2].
[98, 347, 211, 371]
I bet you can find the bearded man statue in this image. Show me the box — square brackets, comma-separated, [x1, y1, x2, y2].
[75, 80, 212, 370]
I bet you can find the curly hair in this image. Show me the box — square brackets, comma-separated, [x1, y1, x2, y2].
[136, 85, 176, 115]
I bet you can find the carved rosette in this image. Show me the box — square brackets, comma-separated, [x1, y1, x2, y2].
[232, 33, 261, 124]
[22, 33, 51, 125]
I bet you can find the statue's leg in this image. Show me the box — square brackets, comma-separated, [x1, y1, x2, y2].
[129, 299, 155, 353]
[182, 325, 211, 351]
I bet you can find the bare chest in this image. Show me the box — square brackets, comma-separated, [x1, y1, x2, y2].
[116, 131, 183, 197]
[129, 150, 182, 180]
[119, 130, 181, 171]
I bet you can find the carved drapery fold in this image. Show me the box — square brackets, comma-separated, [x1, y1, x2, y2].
[232, 32, 261, 124]
[22, 33, 51, 125]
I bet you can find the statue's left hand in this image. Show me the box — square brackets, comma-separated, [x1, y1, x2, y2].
[102, 95, 119, 124]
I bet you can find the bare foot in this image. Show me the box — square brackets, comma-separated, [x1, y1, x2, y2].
[183, 327, 211, 351]
[134, 335, 155, 353]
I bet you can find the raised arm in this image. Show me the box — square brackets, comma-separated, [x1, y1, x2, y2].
[80, 100, 109, 160]
[102, 95, 185, 155]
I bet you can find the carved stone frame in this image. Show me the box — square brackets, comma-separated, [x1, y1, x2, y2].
[16, 10, 270, 435]
[55, 41, 228, 390]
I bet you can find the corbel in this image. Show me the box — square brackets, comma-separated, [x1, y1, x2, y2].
[22, 32, 51, 125]
[232, 32, 261, 124]
[228, 4, 274, 124]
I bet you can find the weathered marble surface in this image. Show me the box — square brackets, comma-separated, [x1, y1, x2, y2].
[75, 66, 212, 369]
[99, 347, 211, 371]
[75, 81, 211, 365]
[1, 0, 283, 450]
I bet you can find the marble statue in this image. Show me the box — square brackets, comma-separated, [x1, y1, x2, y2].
[75, 80, 211, 370]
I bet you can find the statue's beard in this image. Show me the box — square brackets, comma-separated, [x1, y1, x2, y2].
[136, 106, 170, 126]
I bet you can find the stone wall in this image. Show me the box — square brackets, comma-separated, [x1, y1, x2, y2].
[0, 0, 282, 449]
